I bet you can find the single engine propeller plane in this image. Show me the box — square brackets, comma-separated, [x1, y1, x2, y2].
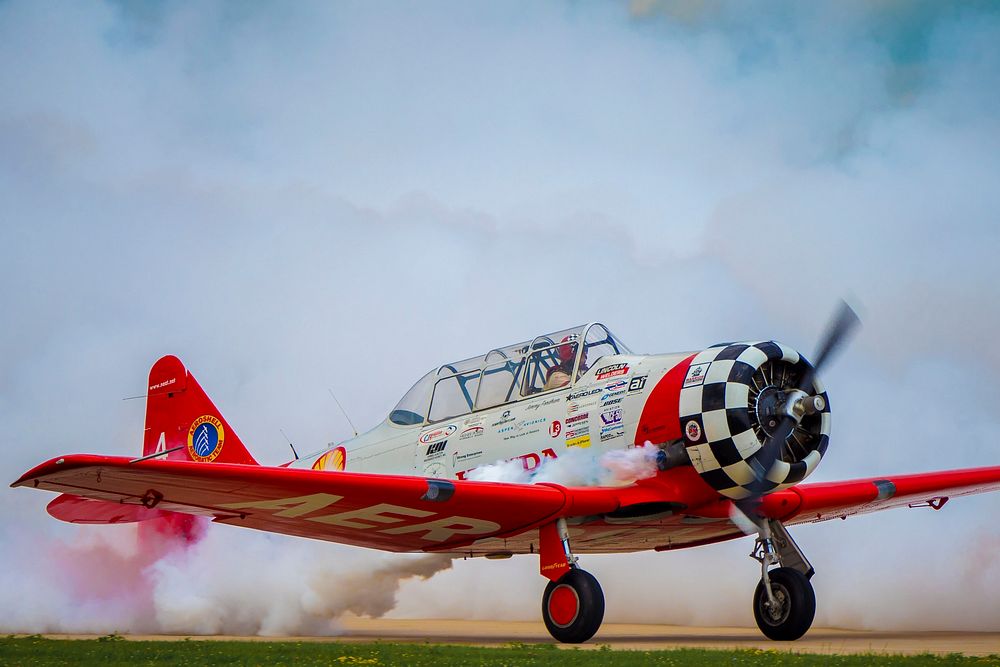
[13, 305, 1000, 642]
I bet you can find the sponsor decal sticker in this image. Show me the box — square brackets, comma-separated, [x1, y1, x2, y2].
[601, 408, 623, 425]
[425, 441, 448, 458]
[567, 387, 601, 401]
[685, 419, 702, 441]
[524, 399, 559, 412]
[628, 375, 648, 393]
[566, 413, 588, 425]
[549, 420, 562, 437]
[455, 448, 557, 480]
[459, 426, 484, 440]
[600, 430, 625, 442]
[595, 363, 629, 381]
[683, 363, 710, 388]
[419, 425, 457, 445]
[453, 450, 484, 467]
[503, 427, 541, 441]
[312, 445, 347, 471]
[491, 409, 516, 427]
[566, 434, 591, 448]
[187, 415, 225, 462]
[604, 379, 628, 392]
[601, 397, 623, 407]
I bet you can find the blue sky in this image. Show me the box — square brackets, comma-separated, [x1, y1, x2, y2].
[1, 0, 998, 633]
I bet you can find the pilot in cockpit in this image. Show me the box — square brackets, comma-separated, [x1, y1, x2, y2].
[542, 335, 588, 391]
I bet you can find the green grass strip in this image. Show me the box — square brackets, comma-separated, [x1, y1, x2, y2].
[2, 636, 998, 666]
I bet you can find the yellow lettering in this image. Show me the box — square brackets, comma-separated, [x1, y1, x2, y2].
[308, 503, 434, 529]
[220, 493, 343, 518]
[381, 516, 500, 542]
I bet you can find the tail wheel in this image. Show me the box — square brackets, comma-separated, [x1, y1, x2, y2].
[752, 567, 816, 641]
[541, 568, 604, 644]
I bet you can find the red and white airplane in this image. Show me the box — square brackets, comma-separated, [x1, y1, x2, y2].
[13, 308, 1000, 643]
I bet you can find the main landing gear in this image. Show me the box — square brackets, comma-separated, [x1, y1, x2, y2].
[750, 519, 816, 640]
[538, 518, 604, 643]
[536, 517, 816, 643]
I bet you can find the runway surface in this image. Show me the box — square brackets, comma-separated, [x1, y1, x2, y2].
[45, 618, 1000, 656]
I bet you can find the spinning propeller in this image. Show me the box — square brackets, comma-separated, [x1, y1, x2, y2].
[732, 301, 861, 532]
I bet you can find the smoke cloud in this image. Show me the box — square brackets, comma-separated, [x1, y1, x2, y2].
[467, 444, 661, 487]
[2, 0, 999, 635]
[0, 518, 452, 635]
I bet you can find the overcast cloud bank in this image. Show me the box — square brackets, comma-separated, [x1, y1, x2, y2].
[1, 1, 998, 633]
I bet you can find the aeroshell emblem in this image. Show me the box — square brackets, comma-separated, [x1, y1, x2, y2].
[312, 446, 347, 472]
[187, 414, 225, 462]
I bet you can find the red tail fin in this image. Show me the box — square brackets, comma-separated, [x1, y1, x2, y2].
[143, 355, 258, 465]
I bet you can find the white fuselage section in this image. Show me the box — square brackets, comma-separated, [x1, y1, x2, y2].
[292, 352, 692, 479]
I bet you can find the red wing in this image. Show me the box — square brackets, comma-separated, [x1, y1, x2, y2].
[14, 456, 1000, 555]
[12, 455, 740, 555]
[12, 455, 583, 552]
[759, 466, 1000, 525]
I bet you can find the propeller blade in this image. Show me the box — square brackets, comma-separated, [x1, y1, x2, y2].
[809, 300, 860, 376]
[747, 415, 796, 495]
[740, 301, 861, 509]
[729, 500, 761, 535]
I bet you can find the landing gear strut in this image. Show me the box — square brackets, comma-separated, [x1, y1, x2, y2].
[538, 518, 604, 643]
[750, 519, 816, 640]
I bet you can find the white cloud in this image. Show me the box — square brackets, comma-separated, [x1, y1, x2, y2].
[1, 0, 998, 634]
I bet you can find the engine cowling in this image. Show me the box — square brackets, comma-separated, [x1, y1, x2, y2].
[678, 341, 830, 500]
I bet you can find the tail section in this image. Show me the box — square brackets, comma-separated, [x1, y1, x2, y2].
[43, 354, 246, 530]
[143, 355, 258, 465]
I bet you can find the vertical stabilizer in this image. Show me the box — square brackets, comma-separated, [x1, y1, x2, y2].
[143, 355, 258, 465]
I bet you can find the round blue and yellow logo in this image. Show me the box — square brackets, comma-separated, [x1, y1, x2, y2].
[187, 415, 225, 462]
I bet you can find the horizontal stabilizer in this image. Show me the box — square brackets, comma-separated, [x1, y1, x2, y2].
[47, 493, 170, 524]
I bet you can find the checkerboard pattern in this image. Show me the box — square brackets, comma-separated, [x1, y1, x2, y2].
[679, 341, 830, 500]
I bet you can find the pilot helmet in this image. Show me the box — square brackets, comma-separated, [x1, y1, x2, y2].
[557, 335, 579, 363]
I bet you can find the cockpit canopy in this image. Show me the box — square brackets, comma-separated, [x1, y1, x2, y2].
[389, 323, 629, 426]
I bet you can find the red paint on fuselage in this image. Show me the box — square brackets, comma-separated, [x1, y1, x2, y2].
[634, 353, 696, 446]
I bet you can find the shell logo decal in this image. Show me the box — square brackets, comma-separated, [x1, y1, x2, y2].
[188, 415, 225, 462]
[312, 446, 347, 472]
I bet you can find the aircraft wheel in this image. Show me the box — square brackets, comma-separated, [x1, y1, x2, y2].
[753, 567, 815, 641]
[541, 568, 605, 643]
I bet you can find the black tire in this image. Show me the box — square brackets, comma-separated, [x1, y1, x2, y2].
[753, 567, 816, 641]
[541, 568, 605, 643]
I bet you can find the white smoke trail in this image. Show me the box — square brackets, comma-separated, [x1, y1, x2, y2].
[465, 444, 660, 487]
[0, 522, 452, 636]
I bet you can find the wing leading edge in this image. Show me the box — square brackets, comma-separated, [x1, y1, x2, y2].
[760, 466, 1000, 525]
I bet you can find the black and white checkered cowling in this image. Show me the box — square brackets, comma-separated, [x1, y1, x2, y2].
[679, 341, 830, 500]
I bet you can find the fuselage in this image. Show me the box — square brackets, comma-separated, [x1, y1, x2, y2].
[292, 351, 694, 479]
